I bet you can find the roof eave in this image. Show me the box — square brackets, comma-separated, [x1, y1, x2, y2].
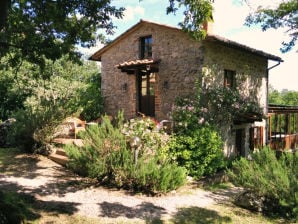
[205, 35, 283, 62]
[89, 20, 181, 61]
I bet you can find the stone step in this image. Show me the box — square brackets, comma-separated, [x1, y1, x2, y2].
[49, 153, 69, 166]
[52, 138, 84, 147]
[55, 148, 67, 157]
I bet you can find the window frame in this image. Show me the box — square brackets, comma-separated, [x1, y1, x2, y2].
[224, 69, 236, 89]
[139, 35, 152, 59]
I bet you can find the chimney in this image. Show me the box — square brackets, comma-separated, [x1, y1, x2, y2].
[202, 21, 213, 35]
[202, 15, 214, 35]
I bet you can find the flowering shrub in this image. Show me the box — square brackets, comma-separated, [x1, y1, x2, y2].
[206, 87, 263, 125]
[122, 117, 170, 158]
[66, 113, 186, 194]
[171, 87, 263, 132]
[171, 97, 208, 135]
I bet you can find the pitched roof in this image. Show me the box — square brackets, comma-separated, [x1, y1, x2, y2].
[89, 19, 283, 62]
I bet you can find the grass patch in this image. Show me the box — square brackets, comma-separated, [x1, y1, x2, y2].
[0, 148, 22, 174]
[0, 147, 20, 162]
[0, 190, 40, 223]
[200, 182, 233, 192]
[209, 204, 289, 224]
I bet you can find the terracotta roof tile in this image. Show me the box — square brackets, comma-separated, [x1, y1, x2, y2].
[116, 59, 159, 68]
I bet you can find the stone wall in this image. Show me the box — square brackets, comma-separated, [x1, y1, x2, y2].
[202, 41, 268, 112]
[201, 41, 268, 155]
[100, 23, 204, 120]
[99, 21, 269, 156]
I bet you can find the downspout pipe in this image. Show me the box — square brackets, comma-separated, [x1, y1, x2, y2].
[265, 59, 283, 145]
[267, 60, 282, 71]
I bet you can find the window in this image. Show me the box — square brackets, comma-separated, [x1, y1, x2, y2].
[224, 70, 236, 89]
[140, 36, 152, 59]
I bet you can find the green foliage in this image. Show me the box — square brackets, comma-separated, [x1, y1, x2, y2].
[0, 57, 33, 120]
[0, 190, 36, 224]
[5, 56, 101, 152]
[170, 93, 230, 179]
[78, 70, 103, 121]
[229, 147, 298, 220]
[7, 101, 66, 152]
[167, 0, 213, 40]
[66, 114, 187, 194]
[0, 0, 124, 69]
[169, 126, 225, 179]
[66, 114, 128, 178]
[171, 87, 263, 134]
[206, 87, 263, 125]
[246, 0, 298, 52]
[133, 155, 187, 193]
[269, 87, 298, 106]
[122, 117, 170, 159]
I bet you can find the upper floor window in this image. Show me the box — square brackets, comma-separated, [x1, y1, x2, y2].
[140, 36, 152, 59]
[224, 70, 236, 89]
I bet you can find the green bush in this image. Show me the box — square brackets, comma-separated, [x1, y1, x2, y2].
[3, 57, 101, 152]
[7, 102, 68, 152]
[66, 114, 187, 194]
[66, 114, 127, 178]
[0, 190, 36, 224]
[169, 126, 225, 179]
[170, 96, 227, 180]
[134, 156, 187, 193]
[229, 147, 298, 220]
[77, 71, 103, 121]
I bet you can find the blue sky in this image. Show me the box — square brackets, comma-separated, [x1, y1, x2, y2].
[84, 0, 297, 91]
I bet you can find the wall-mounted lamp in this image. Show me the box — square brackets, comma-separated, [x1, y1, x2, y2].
[163, 81, 169, 89]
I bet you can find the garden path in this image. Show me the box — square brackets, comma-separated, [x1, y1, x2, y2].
[0, 152, 240, 222]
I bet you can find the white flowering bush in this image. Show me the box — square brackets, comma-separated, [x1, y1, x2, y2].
[122, 117, 170, 158]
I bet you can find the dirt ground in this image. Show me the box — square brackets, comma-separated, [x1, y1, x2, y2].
[0, 150, 242, 223]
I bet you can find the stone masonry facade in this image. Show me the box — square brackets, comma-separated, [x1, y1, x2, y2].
[91, 20, 281, 156]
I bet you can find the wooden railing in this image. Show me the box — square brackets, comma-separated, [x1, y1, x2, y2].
[269, 133, 298, 150]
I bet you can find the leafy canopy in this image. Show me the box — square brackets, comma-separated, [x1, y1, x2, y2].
[0, 0, 214, 70]
[0, 0, 124, 68]
[246, 0, 298, 52]
[269, 86, 298, 106]
[166, 0, 214, 39]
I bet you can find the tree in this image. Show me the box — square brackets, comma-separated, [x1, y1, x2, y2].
[281, 89, 298, 106]
[269, 86, 298, 106]
[166, 0, 213, 39]
[0, 0, 213, 70]
[268, 85, 283, 105]
[246, 0, 298, 52]
[0, 0, 124, 68]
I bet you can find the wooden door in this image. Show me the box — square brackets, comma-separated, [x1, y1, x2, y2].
[138, 72, 155, 117]
[236, 129, 245, 157]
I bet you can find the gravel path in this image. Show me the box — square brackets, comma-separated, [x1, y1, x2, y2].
[0, 153, 239, 222]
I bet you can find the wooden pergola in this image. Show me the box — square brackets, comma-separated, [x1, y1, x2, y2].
[268, 104, 298, 150]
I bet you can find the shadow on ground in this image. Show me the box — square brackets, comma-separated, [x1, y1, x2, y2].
[0, 148, 46, 179]
[0, 148, 97, 197]
[99, 201, 167, 223]
[0, 189, 79, 224]
[170, 206, 232, 224]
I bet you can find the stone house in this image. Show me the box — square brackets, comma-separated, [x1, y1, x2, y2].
[90, 20, 282, 156]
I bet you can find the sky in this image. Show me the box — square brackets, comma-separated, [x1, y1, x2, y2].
[83, 0, 297, 91]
